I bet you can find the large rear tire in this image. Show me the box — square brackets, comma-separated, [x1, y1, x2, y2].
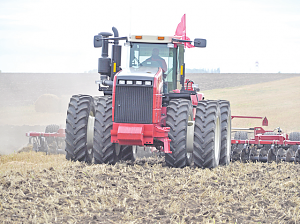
[218, 100, 231, 166]
[93, 96, 120, 164]
[194, 100, 221, 168]
[65, 95, 95, 163]
[165, 99, 193, 168]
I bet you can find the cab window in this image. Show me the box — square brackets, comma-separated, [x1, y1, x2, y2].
[130, 43, 174, 75]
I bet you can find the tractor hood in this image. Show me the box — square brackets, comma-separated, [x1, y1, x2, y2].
[116, 67, 159, 81]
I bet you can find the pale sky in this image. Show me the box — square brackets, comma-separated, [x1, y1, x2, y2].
[0, 0, 300, 73]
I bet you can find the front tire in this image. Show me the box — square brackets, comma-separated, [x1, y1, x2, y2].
[93, 96, 120, 164]
[65, 95, 95, 163]
[194, 100, 221, 168]
[165, 99, 192, 168]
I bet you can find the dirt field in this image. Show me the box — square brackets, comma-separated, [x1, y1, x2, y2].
[1, 151, 300, 223]
[1, 72, 300, 223]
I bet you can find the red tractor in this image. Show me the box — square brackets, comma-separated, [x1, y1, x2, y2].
[64, 27, 231, 168]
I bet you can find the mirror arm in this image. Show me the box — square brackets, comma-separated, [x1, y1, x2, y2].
[172, 38, 192, 43]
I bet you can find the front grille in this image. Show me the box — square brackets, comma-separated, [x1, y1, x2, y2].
[114, 85, 153, 123]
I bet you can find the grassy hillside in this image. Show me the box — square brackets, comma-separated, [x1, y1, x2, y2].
[203, 76, 300, 133]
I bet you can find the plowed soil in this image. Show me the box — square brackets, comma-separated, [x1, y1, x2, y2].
[1, 152, 300, 223]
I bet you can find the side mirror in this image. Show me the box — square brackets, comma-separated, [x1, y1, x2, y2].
[94, 35, 102, 48]
[194, 38, 206, 48]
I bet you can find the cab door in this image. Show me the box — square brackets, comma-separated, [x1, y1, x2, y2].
[176, 44, 185, 90]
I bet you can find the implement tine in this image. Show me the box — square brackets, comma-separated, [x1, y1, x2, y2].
[241, 144, 250, 163]
[276, 148, 285, 163]
[295, 147, 300, 164]
[267, 145, 277, 163]
[286, 148, 294, 163]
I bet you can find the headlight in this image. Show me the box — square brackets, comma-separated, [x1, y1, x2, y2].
[119, 80, 125, 84]
[145, 81, 152, 85]
[126, 80, 133, 84]
[136, 80, 142, 85]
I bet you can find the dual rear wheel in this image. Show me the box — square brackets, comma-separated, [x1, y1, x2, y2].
[65, 95, 136, 164]
[166, 99, 231, 168]
[193, 100, 231, 168]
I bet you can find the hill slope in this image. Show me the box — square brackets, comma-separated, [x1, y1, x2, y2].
[203, 76, 300, 133]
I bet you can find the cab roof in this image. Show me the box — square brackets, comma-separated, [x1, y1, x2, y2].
[129, 35, 183, 44]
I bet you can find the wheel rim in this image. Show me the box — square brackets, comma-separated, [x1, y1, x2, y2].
[214, 113, 221, 164]
[132, 146, 137, 160]
[187, 152, 192, 161]
[115, 144, 121, 156]
[186, 108, 194, 163]
[86, 111, 95, 154]
[226, 114, 231, 163]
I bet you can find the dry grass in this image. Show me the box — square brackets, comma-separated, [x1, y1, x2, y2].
[204, 76, 300, 133]
[1, 152, 300, 223]
[0, 150, 68, 174]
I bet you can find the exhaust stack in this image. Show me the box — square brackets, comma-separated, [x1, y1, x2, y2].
[93, 27, 127, 94]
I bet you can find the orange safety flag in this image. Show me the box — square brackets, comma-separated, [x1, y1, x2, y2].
[175, 14, 194, 48]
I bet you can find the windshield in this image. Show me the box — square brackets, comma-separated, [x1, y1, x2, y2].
[129, 43, 174, 74]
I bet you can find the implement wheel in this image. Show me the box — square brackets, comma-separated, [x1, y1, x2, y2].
[231, 131, 248, 161]
[45, 124, 62, 154]
[165, 99, 193, 168]
[93, 96, 120, 164]
[218, 100, 231, 166]
[65, 95, 95, 163]
[289, 132, 300, 152]
[45, 124, 59, 144]
[194, 100, 221, 168]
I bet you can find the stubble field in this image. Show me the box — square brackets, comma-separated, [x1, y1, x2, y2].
[1, 152, 300, 223]
[0, 73, 300, 223]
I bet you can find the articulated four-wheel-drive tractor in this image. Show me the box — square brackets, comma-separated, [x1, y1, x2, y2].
[64, 27, 231, 168]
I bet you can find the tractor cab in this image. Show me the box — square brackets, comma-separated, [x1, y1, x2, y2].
[125, 35, 185, 93]
[93, 28, 206, 96]
[122, 35, 184, 93]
